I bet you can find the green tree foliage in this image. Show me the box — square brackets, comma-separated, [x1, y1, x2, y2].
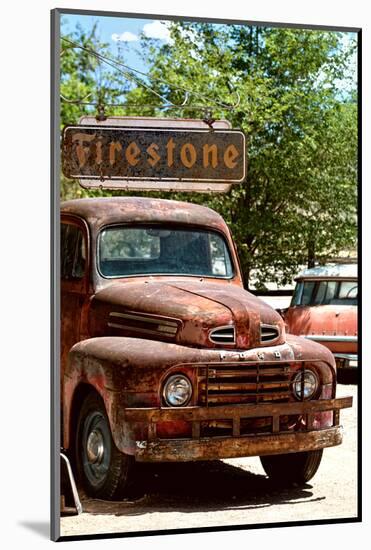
[60, 23, 130, 199]
[60, 22, 357, 288]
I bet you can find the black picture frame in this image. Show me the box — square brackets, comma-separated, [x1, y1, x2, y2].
[51, 8, 361, 542]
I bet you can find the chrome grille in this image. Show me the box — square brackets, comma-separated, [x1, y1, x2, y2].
[260, 324, 280, 343]
[198, 362, 291, 406]
[209, 325, 235, 345]
[108, 311, 179, 339]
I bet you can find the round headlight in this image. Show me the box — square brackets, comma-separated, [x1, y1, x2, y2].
[163, 374, 192, 407]
[292, 369, 318, 400]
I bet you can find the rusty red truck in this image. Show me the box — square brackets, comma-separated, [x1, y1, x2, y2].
[61, 196, 352, 499]
[283, 264, 358, 374]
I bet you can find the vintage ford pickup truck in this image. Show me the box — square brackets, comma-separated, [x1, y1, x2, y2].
[61, 197, 352, 499]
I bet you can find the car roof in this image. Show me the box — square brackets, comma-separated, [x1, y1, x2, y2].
[61, 197, 228, 232]
[295, 263, 358, 281]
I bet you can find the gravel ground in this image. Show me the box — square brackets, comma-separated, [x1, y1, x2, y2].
[60, 384, 358, 538]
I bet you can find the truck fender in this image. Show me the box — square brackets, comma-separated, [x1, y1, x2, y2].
[63, 336, 220, 454]
[63, 338, 137, 455]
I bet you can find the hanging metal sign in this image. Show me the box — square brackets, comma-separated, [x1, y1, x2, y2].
[62, 118, 246, 193]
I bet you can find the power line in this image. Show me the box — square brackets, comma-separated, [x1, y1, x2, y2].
[61, 36, 240, 111]
[61, 36, 172, 106]
[59, 95, 233, 113]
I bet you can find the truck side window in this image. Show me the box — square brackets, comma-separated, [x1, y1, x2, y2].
[338, 281, 358, 300]
[291, 282, 303, 306]
[61, 223, 86, 280]
[209, 233, 233, 277]
[301, 281, 315, 306]
[313, 281, 337, 305]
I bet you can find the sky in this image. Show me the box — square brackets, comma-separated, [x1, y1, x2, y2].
[61, 13, 357, 100]
[61, 14, 174, 75]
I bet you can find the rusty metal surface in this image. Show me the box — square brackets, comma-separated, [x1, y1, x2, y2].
[78, 116, 232, 129]
[125, 392, 351, 461]
[285, 333, 336, 367]
[285, 305, 358, 355]
[61, 197, 232, 234]
[60, 197, 352, 469]
[72, 119, 236, 192]
[61, 196, 243, 383]
[285, 264, 358, 360]
[124, 396, 352, 422]
[90, 280, 285, 350]
[63, 334, 339, 454]
[134, 426, 344, 462]
[66, 334, 335, 376]
[78, 181, 235, 193]
[62, 126, 246, 183]
[60, 215, 91, 391]
[61, 197, 245, 291]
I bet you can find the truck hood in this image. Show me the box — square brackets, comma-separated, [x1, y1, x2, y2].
[89, 280, 285, 349]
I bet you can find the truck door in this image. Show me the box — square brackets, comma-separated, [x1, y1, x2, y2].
[60, 217, 90, 384]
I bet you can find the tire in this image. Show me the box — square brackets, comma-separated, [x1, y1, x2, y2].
[260, 449, 323, 486]
[75, 392, 134, 499]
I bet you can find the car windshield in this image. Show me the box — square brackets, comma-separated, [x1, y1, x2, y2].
[291, 279, 358, 306]
[98, 225, 234, 278]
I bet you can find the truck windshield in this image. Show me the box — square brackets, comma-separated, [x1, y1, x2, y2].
[291, 280, 358, 306]
[98, 225, 234, 279]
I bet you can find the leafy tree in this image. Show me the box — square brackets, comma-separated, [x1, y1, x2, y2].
[124, 23, 357, 288]
[60, 23, 131, 199]
[60, 22, 357, 288]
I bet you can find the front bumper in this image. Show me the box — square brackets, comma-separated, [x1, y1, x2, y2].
[124, 396, 352, 462]
[135, 427, 343, 462]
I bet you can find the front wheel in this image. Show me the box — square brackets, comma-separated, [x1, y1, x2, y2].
[260, 450, 323, 486]
[75, 392, 134, 499]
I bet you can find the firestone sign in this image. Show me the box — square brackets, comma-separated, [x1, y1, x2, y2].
[62, 125, 246, 190]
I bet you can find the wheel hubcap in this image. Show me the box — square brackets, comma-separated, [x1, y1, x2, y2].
[86, 429, 105, 465]
[81, 410, 111, 488]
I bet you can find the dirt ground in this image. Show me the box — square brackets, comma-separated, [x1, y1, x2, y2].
[60, 383, 358, 538]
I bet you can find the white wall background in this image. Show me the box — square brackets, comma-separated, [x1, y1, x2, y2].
[0, 0, 368, 548]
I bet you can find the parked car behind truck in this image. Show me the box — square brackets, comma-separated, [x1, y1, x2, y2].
[283, 264, 358, 373]
[61, 197, 352, 500]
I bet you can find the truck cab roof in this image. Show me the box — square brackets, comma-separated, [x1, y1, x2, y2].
[61, 197, 229, 233]
[295, 263, 357, 281]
